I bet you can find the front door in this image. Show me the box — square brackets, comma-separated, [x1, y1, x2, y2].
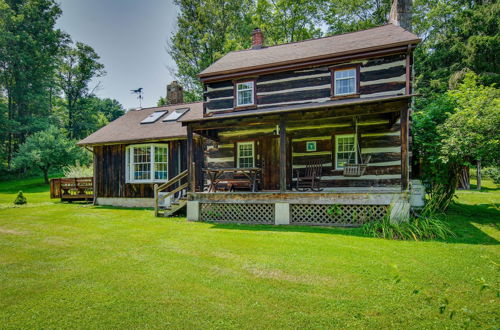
[260, 136, 280, 190]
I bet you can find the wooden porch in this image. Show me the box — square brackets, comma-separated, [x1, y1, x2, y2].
[183, 96, 412, 225]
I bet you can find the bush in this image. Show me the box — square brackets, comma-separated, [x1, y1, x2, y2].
[13, 191, 27, 205]
[63, 160, 93, 178]
[363, 215, 455, 241]
[483, 167, 500, 184]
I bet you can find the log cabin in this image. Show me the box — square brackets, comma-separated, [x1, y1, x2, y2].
[181, 1, 423, 225]
[77, 81, 203, 211]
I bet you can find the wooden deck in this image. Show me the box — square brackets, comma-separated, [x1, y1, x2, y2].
[50, 177, 94, 202]
[189, 188, 403, 205]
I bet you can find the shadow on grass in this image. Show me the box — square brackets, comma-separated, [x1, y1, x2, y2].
[442, 202, 499, 245]
[91, 205, 154, 211]
[468, 184, 500, 192]
[208, 222, 367, 238]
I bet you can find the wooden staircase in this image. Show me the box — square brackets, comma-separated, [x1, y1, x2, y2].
[154, 170, 188, 217]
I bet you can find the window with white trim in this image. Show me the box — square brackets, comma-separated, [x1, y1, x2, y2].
[237, 142, 255, 168]
[333, 68, 357, 96]
[126, 144, 169, 183]
[335, 134, 357, 170]
[236, 81, 254, 107]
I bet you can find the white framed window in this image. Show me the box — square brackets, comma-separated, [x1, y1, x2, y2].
[333, 68, 357, 96]
[237, 141, 255, 168]
[335, 134, 357, 170]
[236, 81, 254, 107]
[126, 144, 169, 183]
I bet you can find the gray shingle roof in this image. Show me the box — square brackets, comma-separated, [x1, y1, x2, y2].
[199, 24, 420, 78]
[77, 102, 203, 146]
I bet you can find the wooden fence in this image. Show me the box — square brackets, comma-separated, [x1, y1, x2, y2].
[50, 177, 94, 202]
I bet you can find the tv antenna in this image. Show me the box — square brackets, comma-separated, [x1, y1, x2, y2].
[131, 87, 144, 108]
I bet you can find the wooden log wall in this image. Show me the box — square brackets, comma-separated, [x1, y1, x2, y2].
[204, 54, 407, 113]
[291, 116, 402, 188]
[203, 110, 406, 189]
[93, 140, 187, 198]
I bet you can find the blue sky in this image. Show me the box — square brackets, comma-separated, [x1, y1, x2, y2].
[57, 0, 179, 110]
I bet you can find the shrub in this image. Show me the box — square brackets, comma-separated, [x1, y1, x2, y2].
[483, 167, 500, 184]
[13, 191, 27, 205]
[363, 214, 455, 241]
[63, 160, 93, 178]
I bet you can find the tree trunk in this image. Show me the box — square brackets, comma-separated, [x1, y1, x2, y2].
[476, 160, 481, 191]
[43, 169, 49, 184]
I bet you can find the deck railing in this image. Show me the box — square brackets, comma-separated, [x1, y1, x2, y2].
[50, 177, 94, 201]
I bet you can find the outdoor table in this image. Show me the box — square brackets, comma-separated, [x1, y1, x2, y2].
[203, 168, 261, 192]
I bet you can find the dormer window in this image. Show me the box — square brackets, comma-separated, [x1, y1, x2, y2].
[331, 66, 359, 97]
[235, 81, 255, 107]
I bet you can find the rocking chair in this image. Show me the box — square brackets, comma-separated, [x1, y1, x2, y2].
[295, 160, 323, 191]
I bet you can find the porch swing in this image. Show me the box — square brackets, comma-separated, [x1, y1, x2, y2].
[343, 117, 371, 177]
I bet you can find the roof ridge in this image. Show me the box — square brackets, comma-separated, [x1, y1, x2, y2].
[137, 101, 203, 111]
[227, 24, 395, 54]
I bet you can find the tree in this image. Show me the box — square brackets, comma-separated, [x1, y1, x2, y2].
[56, 41, 105, 139]
[412, 94, 460, 210]
[12, 126, 79, 183]
[0, 0, 65, 167]
[252, 0, 322, 45]
[413, 0, 499, 95]
[439, 73, 500, 190]
[168, 0, 254, 100]
[320, 0, 391, 34]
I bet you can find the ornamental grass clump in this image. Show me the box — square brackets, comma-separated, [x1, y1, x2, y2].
[363, 213, 455, 241]
[13, 191, 27, 205]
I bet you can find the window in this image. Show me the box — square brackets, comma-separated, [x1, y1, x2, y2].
[163, 108, 189, 122]
[335, 134, 357, 170]
[237, 142, 255, 168]
[126, 144, 169, 183]
[236, 81, 254, 107]
[333, 67, 357, 96]
[141, 111, 167, 124]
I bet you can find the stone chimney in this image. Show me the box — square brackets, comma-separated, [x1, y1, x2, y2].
[166, 81, 183, 105]
[251, 28, 264, 49]
[389, 0, 412, 32]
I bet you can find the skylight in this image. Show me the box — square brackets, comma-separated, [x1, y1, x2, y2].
[163, 108, 189, 122]
[140, 111, 167, 124]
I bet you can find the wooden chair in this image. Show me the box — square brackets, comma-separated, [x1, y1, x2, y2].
[295, 160, 323, 191]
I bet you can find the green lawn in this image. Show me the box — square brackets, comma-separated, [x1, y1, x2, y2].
[0, 177, 498, 328]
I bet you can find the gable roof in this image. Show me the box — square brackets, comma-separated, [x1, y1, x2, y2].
[77, 102, 203, 146]
[199, 24, 420, 79]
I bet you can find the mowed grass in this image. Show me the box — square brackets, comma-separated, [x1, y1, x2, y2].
[0, 177, 498, 328]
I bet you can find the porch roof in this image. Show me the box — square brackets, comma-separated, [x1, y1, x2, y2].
[181, 94, 414, 125]
[78, 102, 203, 146]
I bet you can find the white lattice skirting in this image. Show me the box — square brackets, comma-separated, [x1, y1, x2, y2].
[197, 202, 388, 226]
[290, 204, 388, 226]
[200, 203, 275, 224]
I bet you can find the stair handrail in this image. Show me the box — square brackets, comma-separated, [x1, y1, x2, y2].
[154, 169, 188, 216]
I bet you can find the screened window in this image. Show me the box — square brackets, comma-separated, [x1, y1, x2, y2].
[335, 134, 357, 170]
[334, 68, 357, 96]
[236, 81, 254, 107]
[237, 142, 255, 168]
[126, 144, 169, 183]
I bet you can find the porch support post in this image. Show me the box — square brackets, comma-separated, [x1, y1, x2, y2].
[187, 126, 194, 192]
[400, 105, 409, 191]
[279, 115, 287, 193]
